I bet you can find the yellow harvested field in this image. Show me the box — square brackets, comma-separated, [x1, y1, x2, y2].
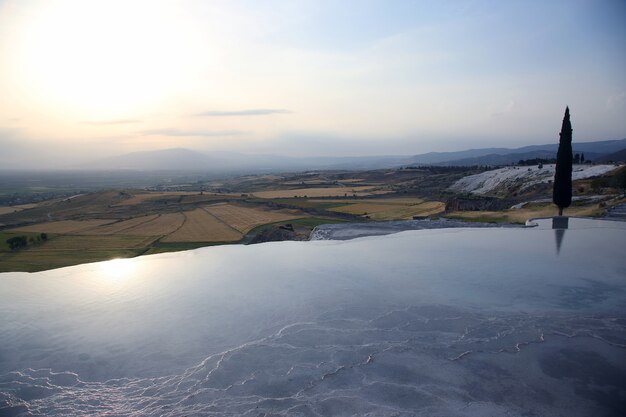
[205, 203, 304, 233]
[372, 201, 445, 220]
[0, 208, 16, 216]
[179, 193, 241, 204]
[282, 180, 329, 185]
[282, 179, 368, 185]
[366, 197, 428, 204]
[113, 192, 241, 206]
[329, 200, 445, 220]
[11, 216, 187, 237]
[331, 203, 405, 215]
[25, 235, 156, 251]
[114, 192, 198, 206]
[337, 179, 366, 183]
[0, 204, 38, 215]
[118, 213, 186, 236]
[76, 215, 160, 235]
[11, 219, 115, 234]
[253, 186, 389, 198]
[161, 209, 242, 242]
[311, 197, 426, 205]
[257, 175, 284, 181]
[446, 203, 603, 224]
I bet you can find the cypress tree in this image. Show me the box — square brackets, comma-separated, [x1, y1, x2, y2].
[553, 107, 573, 216]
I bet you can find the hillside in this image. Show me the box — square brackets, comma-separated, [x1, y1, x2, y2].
[449, 164, 621, 196]
[409, 139, 626, 166]
[596, 148, 626, 163]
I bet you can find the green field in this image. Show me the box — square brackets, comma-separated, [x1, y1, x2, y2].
[0, 231, 47, 251]
[0, 233, 155, 272]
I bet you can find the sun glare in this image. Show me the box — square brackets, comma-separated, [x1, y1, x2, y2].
[97, 257, 136, 283]
[11, 0, 199, 118]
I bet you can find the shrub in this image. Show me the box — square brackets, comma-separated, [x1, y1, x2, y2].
[6, 236, 28, 250]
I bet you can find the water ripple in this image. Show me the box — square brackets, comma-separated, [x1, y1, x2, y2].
[1, 305, 624, 416]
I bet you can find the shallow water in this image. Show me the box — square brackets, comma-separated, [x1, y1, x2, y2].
[309, 217, 513, 240]
[0, 219, 625, 416]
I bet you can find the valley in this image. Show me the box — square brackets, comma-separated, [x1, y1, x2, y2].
[1, 163, 624, 272]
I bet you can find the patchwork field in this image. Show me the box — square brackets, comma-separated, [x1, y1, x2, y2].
[0, 235, 154, 272]
[26, 235, 156, 251]
[445, 202, 605, 224]
[11, 219, 115, 234]
[0, 195, 314, 270]
[3, 162, 622, 273]
[253, 186, 390, 198]
[112, 192, 198, 206]
[205, 203, 303, 233]
[119, 213, 186, 236]
[322, 198, 446, 220]
[179, 193, 241, 203]
[0, 204, 38, 216]
[281, 178, 367, 186]
[161, 209, 242, 243]
[78, 215, 161, 235]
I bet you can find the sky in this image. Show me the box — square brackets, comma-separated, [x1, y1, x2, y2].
[0, 0, 625, 168]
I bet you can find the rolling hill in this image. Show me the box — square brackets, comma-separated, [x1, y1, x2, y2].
[82, 139, 626, 172]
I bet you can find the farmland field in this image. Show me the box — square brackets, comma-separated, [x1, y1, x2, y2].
[0, 204, 38, 216]
[8, 215, 188, 237]
[0, 231, 43, 251]
[161, 209, 242, 242]
[332, 203, 398, 215]
[204, 203, 303, 233]
[26, 235, 155, 251]
[2, 163, 623, 273]
[77, 215, 161, 235]
[326, 198, 446, 220]
[445, 202, 604, 224]
[119, 213, 186, 236]
[368, 201, 445, 220]
[179, 193, 241, 203]
[113, 192, 198, 206]
[282, 180, 333, 185]
[252, 186, 390, 198]
[11, 219, 115, 234]
[0, 235, 155, 272]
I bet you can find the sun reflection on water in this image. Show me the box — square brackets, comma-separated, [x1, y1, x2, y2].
[96, 258, 137, 284]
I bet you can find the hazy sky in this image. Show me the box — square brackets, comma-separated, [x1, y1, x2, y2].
[0, 0, 625, 167]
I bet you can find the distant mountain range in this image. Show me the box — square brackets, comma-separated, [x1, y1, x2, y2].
[595, 147, 626, 164]
[405, 138, 626, 166]
[83, 138, 626, 172]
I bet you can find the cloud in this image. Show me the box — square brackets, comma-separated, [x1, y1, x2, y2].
[607, 92, 625, 111]
[194, 109, 291, 117]
[137, 128, 244, 137]
[491, 99, 518, 118]
[82, 119, 142, 125]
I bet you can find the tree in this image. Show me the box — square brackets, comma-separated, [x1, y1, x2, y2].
[6, 236, 28, 250]
[553, 107, 573, 216]
[580, 153, 585, 163]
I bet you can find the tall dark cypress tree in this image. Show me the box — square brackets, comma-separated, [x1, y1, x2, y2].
[553, 107, 573, 216]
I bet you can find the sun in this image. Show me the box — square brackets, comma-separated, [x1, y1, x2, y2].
[8, 0, 198, 119]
